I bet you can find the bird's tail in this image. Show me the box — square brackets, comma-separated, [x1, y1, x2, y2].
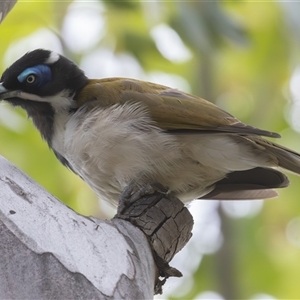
[254, 138, 300, 175]
[200, 136, 300, 201]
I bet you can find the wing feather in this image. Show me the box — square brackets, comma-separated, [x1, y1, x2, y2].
[75, 78, 280, 138]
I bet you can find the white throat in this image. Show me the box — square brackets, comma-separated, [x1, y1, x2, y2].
[18, 89, 76, 112]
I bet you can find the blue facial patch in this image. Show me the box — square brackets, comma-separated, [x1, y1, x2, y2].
[17, 64, 52, 87]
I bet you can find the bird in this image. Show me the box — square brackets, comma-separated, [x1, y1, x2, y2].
[0, 48, 300, 207]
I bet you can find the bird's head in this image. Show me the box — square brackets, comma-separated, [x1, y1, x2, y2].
[0, 49, 88, 113]
[0, 49, 88, 144]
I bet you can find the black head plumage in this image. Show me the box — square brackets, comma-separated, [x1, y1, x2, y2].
[1, 49, 88, 97]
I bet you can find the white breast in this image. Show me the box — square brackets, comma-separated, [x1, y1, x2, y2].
[51, 102, 277, 206]
[61, 103, 186, 205]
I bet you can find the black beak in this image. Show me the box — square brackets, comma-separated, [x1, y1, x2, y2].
[0, 82, 20, 100]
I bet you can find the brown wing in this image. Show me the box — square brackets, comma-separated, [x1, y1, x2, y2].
[76, 78, 280, 138]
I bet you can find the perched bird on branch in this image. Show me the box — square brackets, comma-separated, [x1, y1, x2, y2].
[0, 49, 299, 206]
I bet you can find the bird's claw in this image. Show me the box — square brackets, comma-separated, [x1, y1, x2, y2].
[117, 181, 168, 216]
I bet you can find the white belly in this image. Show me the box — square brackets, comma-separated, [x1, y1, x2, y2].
[52, 103, 275, 206]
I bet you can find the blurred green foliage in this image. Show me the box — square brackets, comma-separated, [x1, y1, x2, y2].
[1, 1, 300, 299]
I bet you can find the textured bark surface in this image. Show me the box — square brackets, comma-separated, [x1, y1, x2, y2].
[0, 0, 17, 23]
[0, 154, 194, 298]
[116, 183, 194, 294]
[0, 156, 155, 299]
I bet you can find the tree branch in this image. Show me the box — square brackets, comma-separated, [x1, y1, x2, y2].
[0, 0, 17, 23]
[0, 156, 155, 299]
[0, 155, 194, 298]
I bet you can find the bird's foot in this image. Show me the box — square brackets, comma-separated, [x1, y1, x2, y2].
[116, 181, 168, 216]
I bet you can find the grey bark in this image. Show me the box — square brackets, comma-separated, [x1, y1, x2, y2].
[0, 0, 17, 23]
[0, 156, 155, 299]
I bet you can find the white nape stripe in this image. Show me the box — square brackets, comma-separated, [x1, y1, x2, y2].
[44, 52, 60, 65]
[18, 90, 75, 111]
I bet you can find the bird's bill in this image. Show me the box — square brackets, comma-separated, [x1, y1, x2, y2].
[0, 82, 21, 100]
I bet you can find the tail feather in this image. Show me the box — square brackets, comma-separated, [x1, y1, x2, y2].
[200, 136, 300, 201]
[254, 138, 300, 175]
[201, 167, 288, 200]
[201, 188, 278, 200]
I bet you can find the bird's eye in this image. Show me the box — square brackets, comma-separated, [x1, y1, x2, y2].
[26, 74, 36, 84]
[17, 65, 51, 88]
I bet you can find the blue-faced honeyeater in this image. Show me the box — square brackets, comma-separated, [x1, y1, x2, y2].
[0, 49, 299, 206]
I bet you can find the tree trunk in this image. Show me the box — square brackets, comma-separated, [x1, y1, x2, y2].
[0, 155, 193, 299]
[0, 156, 155, 299]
